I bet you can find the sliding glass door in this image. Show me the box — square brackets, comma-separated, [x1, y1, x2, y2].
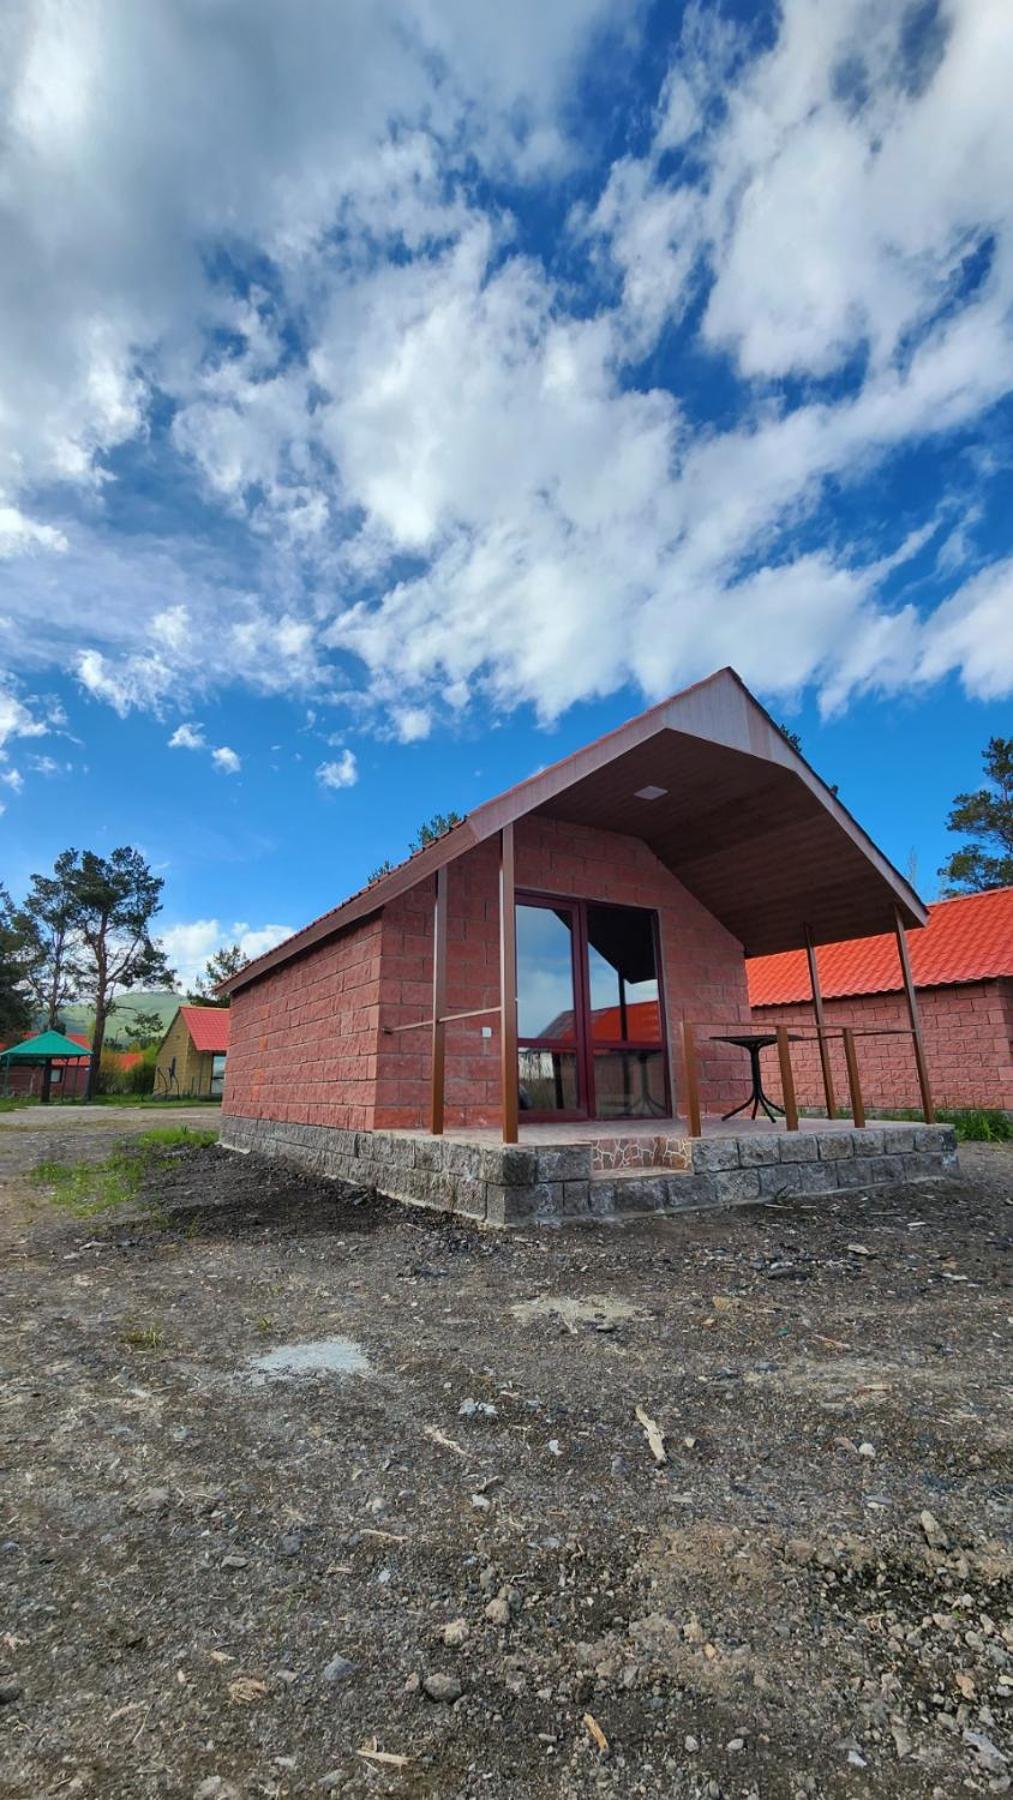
[516, 895, 670, 1121]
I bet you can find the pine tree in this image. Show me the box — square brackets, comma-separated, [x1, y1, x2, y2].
[59, 848, 176, 1098]
[186, 944, 246, 1007]
[939, 738, 1013, 894]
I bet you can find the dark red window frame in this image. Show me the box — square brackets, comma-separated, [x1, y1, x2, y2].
[516, 891, 672, 1122]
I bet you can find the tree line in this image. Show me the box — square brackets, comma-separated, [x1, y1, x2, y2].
[0, 847, 245, 1099]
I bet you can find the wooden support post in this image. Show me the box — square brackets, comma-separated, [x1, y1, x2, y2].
[893, 905, 935, 1123]
[841, 1027, 865, 1129]
[681, 1021, 702, 1138]
[804, 923, 836, 1120]
[499, 823, 519, 1145]
[429, 865, 448, 1136]
[775, 1025, 799, 1131]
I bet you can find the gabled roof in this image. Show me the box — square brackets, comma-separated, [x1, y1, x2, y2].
[748, 886, 1013, 1005]
[0, 1029, 92, 1063]
[179, 1006, 231, 1053]
[224, 667, 928, 995]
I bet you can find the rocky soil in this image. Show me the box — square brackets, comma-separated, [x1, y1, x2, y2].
[0, 1126, 1010, 1798]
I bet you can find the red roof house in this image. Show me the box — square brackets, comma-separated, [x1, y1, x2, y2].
[179, 1006, 231, 1054]
[749, 888, 1013, 1111]
[154, 1006, 230, 1098]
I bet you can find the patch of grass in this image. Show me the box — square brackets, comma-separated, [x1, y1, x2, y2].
[120, 1323, 165, 1350]
[938, 1106, 1012, 1142]
[0, 1095, 39, 1112]
[134, 1125, 219, 1150]
[801, 1103, 1012, 1142]
[864, 1105, 1012, 1142]
[31, 1150, 144, 1215]
[31, 1125, 218, 1217]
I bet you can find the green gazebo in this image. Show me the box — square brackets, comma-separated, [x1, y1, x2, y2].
[0, 1030, 92, 1103]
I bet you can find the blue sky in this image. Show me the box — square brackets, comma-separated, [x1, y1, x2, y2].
[1, 0, 1010, 985]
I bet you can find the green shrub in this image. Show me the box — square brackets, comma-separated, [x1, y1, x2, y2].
[126, 1044, 158, 1094]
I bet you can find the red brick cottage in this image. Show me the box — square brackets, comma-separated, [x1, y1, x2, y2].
[220, 669, 957, 1224]
[749, 887, 1013, 1113]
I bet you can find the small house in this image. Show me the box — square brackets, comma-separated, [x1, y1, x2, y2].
[155, 1006, 230, 1099]
[218, 668, 957, 1224]
[0, 1030, 92, 1100]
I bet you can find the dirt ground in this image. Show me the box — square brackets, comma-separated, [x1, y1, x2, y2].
[0, 1110, 1010, 1800]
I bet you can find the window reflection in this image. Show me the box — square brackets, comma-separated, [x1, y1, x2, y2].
[516, 904, 577, 1040]
[593, 1049, 667, 1118]
[586, 904, 661, 1044]
[518, 1049, 579, 1112]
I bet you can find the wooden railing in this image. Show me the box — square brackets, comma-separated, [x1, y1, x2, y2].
[679, 1019, 935, 1138]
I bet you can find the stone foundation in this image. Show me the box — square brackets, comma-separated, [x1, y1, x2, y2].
[219, 1115, 959, 1226]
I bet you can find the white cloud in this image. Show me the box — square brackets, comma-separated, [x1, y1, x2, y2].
[168, 722, 205, 750]
[0, 0, 618, 505]
[157, 918, 294, 990]
[0, 677, 62, 807]
[0, 504, 67, 558]
[77, 645, 175, 716]
[171, 718, 243, 777]
[911, 556, 1013, 702]
[0, 680, 49, 756]
[391, 706, 432, 743]
[0, 0, 1010, 740]
[317, 750, 359, 790]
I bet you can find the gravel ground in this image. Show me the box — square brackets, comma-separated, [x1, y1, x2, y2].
[0, 1120, 1010, 1800]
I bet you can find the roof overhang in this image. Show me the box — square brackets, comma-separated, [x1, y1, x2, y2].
[224, 668, 927, 995]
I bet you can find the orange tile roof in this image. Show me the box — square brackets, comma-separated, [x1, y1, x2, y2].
[748, 887, 1013, 1006]
[180, 1006, 231, 1054]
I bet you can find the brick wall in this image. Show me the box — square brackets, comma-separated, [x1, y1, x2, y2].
[374, 815, 751, 1129]
[224, 818, 755, 1134]
[753, 977, 1013, 1112]
[3, 1059, 89, 1098]
[223, 915, 383, 1130]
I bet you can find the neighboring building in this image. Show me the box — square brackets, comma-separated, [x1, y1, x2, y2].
[0, 1030, 92, 1099]
[749, 887, 1013, 1112]
[154, 1006, 230, 1098]
[218, 667, 932, 1150]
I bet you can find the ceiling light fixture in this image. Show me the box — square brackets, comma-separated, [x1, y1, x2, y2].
[634, 784, 668, 800]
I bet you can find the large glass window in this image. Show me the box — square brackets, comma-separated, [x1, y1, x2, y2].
[516, 904, 578, 1041]
[586, 904, 662, 1045]
[518, 1049, 580, 1113]
[514, 895, 669, 1120]
[592, 1049, 667, 1119]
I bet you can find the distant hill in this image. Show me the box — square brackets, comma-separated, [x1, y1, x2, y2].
[54, 990, 181, 1047]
